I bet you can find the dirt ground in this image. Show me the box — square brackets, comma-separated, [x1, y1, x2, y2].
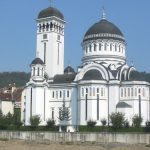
[0, 140, 150, 150]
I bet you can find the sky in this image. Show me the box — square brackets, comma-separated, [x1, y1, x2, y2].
[0, 0, 150, 73]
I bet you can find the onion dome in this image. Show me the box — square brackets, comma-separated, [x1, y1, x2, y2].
[38, 7, 64, 20]
[83, 10, 125, 42]
[83, 69, 104, 80]
[64, 65, 75, 74]
[31, 58, 44, 65]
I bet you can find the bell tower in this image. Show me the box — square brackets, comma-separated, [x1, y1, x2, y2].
[36, 6, 65, 78]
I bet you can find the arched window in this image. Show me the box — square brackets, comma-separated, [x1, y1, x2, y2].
[142, 88, 145, 97]
[131, 88, 134, 97]
[101, 88, 104, 96]
[104, 43, 107, 51]
[33, 67, 35, 76]
[67, 90, 70, 98]
[86, 46, 88, 53]
[60, 91, 62, 98]
[90, 87, 92, 96]
[115, 44, 117, 51]
[128, 88, 130, 97]
[97, 88, 99, 93]
[89, 45, 92, 52]
[93, 87, 95, 96]
[99, 43, 101, 51]
[52, 91, 55, 98]
[135, 88, 137, 97]
[81, 88, 84, 97]
[124, 88, 127, 97]
[94, 44, 97, 51]
[86, 88, 88, 94]
[110, 44, 112, 51]
[37, 67, 40, 76]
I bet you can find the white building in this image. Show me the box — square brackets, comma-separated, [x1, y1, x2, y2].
[21, 6, 150, 131]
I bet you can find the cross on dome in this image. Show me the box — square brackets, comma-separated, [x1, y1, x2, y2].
[101, 7, 106, 20]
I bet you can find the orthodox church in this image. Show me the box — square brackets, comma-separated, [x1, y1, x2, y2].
[21, 5, 150, 131]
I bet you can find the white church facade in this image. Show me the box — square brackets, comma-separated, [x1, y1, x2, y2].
[21, 6, 150, 131]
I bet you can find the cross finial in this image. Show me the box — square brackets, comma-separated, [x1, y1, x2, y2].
[49, 0, 54, 7]
[101, 7, 106, 20]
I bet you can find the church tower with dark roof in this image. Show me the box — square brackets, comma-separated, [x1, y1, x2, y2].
[36, 6, 65, 79]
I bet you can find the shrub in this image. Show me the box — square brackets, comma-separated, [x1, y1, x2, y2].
[46, 119, 55, 128]
[132, 115, 143, 128]
[124, 119, 130, 128]
[110, 112, 125, 129]
[30, 115, 41, 128]
[87, 120, 97, 128]
[101, 118, 107, 126]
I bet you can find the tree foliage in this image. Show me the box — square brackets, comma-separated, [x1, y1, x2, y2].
[101, 118, 107, 126]
[58, 101, 71, 122]
[132, 115, 143, 127]
[110, 112, 125, 129]
[0, 72, 30, 88]
[30, 115, 41, 127]
[87, 120, 97, 128]
[46, 119, 56, 128]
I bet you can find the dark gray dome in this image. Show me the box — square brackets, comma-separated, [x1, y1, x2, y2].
[38, 7, 64, 20]
[64, 66, 75, 74]
[31, 58, 44, 65]
[83, 19, 124, 42]
[83, 69, 104, 80]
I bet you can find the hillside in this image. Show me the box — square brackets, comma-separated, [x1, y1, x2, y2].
[0, 72, 30, 88]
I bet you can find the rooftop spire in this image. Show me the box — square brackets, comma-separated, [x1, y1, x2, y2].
[101, 7, 106, 20]
[49, 0, 54, 7]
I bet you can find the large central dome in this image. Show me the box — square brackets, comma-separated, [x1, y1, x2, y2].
[83, 18, 125, 42]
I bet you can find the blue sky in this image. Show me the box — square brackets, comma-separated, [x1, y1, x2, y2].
[0, 0, 150, 72]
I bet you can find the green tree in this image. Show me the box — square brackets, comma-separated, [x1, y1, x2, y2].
[132, 115, 143, 127]
[101, 118, 107, 126]
[110, 112, 125, 129]
[46, 119, 56, 128]
[58, 101, 71, 122]
[30, 115, 41, 128]
[13, 108, 22, 127]
[87, 120, 97, 128]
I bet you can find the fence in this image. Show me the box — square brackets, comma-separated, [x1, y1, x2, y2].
[0, 131, 150, 144]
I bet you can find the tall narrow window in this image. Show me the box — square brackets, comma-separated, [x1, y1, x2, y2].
[104, 43, 107, 51]
[56, 91, 58, 99]
[89, 45, 92, 52]
[142, 88, 145, 97]
[33, 67, 35, 76]
[135, 88, 137, 97]
[37, 67, 40, 76]
[85, 94, 88, 120]
[52, 91, 55, 98]
[97, 94, 99, 120]
[90, 87, 92, 96]
[30, 88, 32, 118]
[81, 88, 84, 97]
[124, 88, 127, 97]
[60, 91, 62, 98]
[110, 44, 112, 51]
[121, 88, 123, 97]
[52, 108, 54, 119]
[115, 44, 117, 51]
[93, 87, 95, 96]
[67, 90, 69, 98]
[128, 88, 130, 97]
[131, 88, 134, 97]
[99, 43, 101, 51]
[44, 43, 46, 64]
[94, 44, 97, 51]
[57, 43, 60, 65]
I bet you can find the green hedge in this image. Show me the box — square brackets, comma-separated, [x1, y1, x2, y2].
[79, 126, 147, 133]
[0, 125, 59, 131]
